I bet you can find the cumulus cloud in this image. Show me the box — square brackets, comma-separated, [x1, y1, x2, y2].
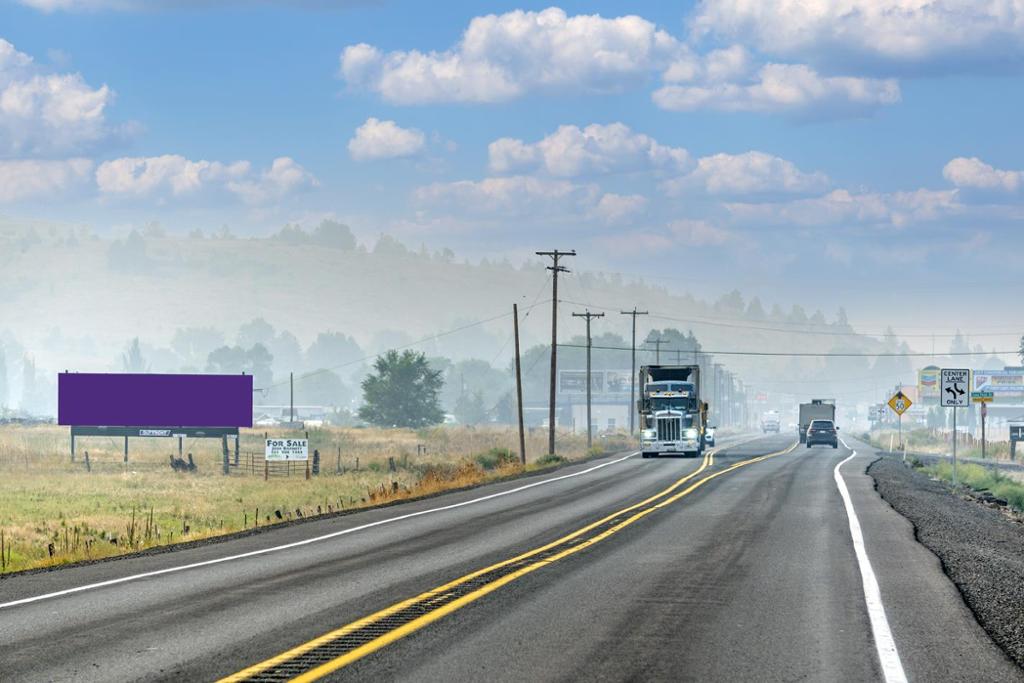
[595, 219, 737, 255]
[348, 117, 425, 161]
[726, 188, 962, 228]
[0, 38, 118, 155]
[689, 0, 1024, 73]
[663, 151, 829, 196]
[488, 123, 689, 177]
[340, 8, 681, 104]
[591, 193, 647, 224]
[0, 158, 92, 202]
[96, 154, 316, 203]
[943, 157, 1021, 192]
[667, 218, 736, 246]
[653, 62, 899, 116]
[413, 175, 599, 217]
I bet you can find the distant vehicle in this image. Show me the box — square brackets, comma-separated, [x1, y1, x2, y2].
[638, 364, 707, 458]
[761, 410, 781, 433]
[798, 399, 836, 443]
[704, 426, 716, 447]
[806, 419, 839, 449]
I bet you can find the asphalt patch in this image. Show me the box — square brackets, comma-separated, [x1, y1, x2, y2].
[869, 456, 1024, 670]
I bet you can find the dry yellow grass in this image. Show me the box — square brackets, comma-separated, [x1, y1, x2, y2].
[0, 424, 630, 574]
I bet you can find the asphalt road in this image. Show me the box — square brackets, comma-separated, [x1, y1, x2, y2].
[0, 433, 1019, 682]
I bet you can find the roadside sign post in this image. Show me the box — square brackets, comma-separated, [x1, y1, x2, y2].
[1010, 425, 1024, 461]
[971, 392, 993, 461]
[941, 369, 971, 486]
[887, 390, 912, 458]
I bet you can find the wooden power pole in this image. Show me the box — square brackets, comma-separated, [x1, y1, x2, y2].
[573, 310, 604, 449]
[536, 249, 575, 455]
[513, 303, 527, 465]
[620, 308, 648, 435]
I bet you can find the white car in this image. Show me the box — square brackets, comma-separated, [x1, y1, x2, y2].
[704, 427, 716, 447]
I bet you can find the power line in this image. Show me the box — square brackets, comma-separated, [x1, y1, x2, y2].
[556, 343, 1020, 358]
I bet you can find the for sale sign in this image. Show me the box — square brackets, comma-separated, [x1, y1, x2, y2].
[265, 438, 309, 461]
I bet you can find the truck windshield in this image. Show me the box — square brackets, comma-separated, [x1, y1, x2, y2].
[651, 398, 695, 411]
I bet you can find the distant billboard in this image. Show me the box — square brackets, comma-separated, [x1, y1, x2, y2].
[58, 373, 253, 427]
[558, 370, 634, 395]
[918, 366, 940, 399]
[972, 369, 1024, 400]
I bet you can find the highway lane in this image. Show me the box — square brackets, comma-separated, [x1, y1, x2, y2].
[2, 433, 1020, 682]
[0, 434, 749, 681]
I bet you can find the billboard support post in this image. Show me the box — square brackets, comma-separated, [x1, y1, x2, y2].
[123, 436, 128, 464]
[70, 433, 75, 463]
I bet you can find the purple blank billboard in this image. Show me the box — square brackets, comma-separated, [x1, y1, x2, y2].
[59, 373, 253, 427]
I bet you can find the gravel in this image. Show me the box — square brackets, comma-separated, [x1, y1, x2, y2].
[870, 456, 1024, 669]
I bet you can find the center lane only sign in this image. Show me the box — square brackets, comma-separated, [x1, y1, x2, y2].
[265, 438, 309, 461]
[941, 368, 971, 408]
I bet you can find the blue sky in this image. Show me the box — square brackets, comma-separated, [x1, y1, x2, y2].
[2, 0, 1023, 346]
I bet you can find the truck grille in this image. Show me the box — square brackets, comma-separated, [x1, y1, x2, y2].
[657, 417, 681, 442]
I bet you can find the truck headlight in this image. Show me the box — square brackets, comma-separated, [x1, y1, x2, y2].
[684, 428, 698, 439]
[642, 429, 656, 440]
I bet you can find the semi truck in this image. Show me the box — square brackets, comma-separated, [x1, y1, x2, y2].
[638, 364, 708, 458]
[798, 399, 836, 443]
[761, 410, 781, 433]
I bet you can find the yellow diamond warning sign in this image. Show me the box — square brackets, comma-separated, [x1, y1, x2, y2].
[888, 391, 912, 416]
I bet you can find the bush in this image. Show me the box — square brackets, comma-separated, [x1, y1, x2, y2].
[474, 447, 519, 470]
[535, 453, 567, 467]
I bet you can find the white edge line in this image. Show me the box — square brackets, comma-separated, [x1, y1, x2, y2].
[835, 440, 908, 683]
[0, 450, 640, 610]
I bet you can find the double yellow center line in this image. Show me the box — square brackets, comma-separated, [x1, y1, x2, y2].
[221, 441, 797, 682]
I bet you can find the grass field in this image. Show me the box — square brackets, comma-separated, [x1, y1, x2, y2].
[0, 424, 629, 575]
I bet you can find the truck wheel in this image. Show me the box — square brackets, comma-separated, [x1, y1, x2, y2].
[832, 443, 838, 449]
[641, 452, 651, 459]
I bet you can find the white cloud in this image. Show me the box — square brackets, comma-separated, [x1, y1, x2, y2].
[591, 193, 647, 223]
[667, 218, 736, 245]
[340, 8, 681, 104]
[0, 158, 92, 202]
[943, 157, 1021, 192]
[96, 154, 316, 203]
[726, 188, 962, 228]
[413, 175, 600, 217]
[488, 122, 690, 177]
[0, 38, 117, 154]
[663, 151, 829, 196]
[227, 157, 319, 204]
[689, 0, 1024, 72]
[653, 63, 899, 115]
[348, 117, 425, 161]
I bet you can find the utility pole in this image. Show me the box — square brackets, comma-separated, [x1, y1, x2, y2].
[536, 249, 576, 455]
[619, 308, 648, 435]
[290, 371, 295, 425]
[646, 337, 668, 364]
[513, 303, 527, 465]
[573, 310, 604, 449]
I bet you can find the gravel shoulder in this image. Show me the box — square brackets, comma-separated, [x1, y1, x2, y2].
[869, 455, 1024, 669]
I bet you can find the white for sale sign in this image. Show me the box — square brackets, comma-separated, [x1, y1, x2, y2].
[265, 438, 309, 461]
[940, 368, 970, 408]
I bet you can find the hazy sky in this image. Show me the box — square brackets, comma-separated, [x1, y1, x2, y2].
[2, 0, 1023, 352]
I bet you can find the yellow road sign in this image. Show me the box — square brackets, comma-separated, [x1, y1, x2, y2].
[888, 391, 912, 416]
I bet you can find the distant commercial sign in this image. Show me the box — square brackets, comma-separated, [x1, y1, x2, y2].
[1011, 425, 1024, 442]
[918, 366, 940, 399]
[558, 370, 633, 395]
[58, 373, 253, 427]
[888, 391, 912, 416]
[941, 369, 970, 408]
[265, 438, 308, 461]
[972, 369, 1024, 399]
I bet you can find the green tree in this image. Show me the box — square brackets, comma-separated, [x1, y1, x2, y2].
[454, 390, 488, 425]
[359, 350, 444, 428]
[122, 338, 148, 372]
[0, 346, 7, 408]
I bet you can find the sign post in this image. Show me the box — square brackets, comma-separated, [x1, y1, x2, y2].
[971, 391, 994, 461]
[941, 369, 970, 486]
[887, 390, 912, 458]
[1010, 424, 1024, 461]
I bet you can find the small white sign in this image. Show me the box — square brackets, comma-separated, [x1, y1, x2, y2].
[941, 368, 970, 408]
[265, 438, 309, 461]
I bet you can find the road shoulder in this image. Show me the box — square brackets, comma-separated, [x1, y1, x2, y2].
[841, 439, 1022, 681]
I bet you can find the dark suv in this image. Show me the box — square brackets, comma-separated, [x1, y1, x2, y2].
[806, 419, 838, 448]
